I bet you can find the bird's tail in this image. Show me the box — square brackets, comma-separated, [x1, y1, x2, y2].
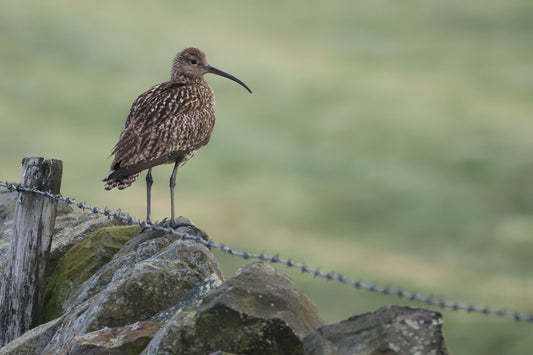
[103, 172, 140, 190]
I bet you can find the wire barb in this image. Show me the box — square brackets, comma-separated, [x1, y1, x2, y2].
[0, 180, 532, 323]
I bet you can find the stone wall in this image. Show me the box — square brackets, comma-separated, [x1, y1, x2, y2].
[0, 188, 448, 354]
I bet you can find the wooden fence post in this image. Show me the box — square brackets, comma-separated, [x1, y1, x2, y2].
[0, 157, 62, 346]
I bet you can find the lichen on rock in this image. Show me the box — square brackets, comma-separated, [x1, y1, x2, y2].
[42, 225, 141, 322]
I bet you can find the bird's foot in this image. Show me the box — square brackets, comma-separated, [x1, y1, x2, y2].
[140, 218, 154, 231]
[157, 217, 209, 242]
[158, 216, 195, 230]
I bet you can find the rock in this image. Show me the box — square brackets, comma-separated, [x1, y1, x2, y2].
[63, 227, 223, 314]
[115, 217, 208, 259]
[70, 321, 164, 354]
[144, 304, 303, 355]
[40, 228, 223, 354]
[200, 262, 324, 339]
[303, 305, 448, 355]
[48, 211, 130, 277]
[0, 316, 65, 354]
[42, 225, 141, 322]
[84, 259, 206, 328]
[143, 262, 324, 355]
[150, 273, 223, 323]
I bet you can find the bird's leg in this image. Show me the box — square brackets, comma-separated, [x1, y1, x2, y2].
[169, 160, 179, 224]
[146, 168, 153, 224]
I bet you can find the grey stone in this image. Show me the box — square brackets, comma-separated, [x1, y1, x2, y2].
[143, 262, 324, 355]
[40, 227, 222, 354]
[303, 305, 448, 355]
[42, 225, 141, 322]
[150, 272, 223, 323]
[48, 211, 130, 278]
[200, 262, 324, 339]
[0, 316, 65, 354]
[70, 321, 164, 354]
[63, 228, 223, 314]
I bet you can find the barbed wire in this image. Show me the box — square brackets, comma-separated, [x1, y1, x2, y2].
[1, 180, 532, 323]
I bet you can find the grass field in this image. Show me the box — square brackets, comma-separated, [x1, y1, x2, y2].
[1, 1, 533, 353]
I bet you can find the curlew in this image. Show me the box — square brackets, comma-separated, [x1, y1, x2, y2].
[104, 47, 252, 224]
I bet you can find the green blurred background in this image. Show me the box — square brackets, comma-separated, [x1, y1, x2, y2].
[1, 0, 532, 353]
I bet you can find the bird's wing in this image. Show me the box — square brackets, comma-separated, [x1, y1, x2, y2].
[106, 81, 213, 180]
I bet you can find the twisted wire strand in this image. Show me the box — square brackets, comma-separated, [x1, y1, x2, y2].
[1, 180, 531, 323]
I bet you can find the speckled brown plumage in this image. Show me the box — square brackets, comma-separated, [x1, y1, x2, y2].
[104, 47, 251, 223]
[104, 79, 215, 189]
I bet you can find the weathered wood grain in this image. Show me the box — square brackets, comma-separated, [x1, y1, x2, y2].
[0, 157, 62, 346]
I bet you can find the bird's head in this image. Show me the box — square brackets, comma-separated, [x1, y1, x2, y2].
[171, 47, 252, 93]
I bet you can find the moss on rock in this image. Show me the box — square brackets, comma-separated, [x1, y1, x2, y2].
[42, 225, 141, 322]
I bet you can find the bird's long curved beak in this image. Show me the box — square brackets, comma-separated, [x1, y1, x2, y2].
[206, 65, 252, 93]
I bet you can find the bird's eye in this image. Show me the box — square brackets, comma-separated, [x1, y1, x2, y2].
[190, 59, 197, 65]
